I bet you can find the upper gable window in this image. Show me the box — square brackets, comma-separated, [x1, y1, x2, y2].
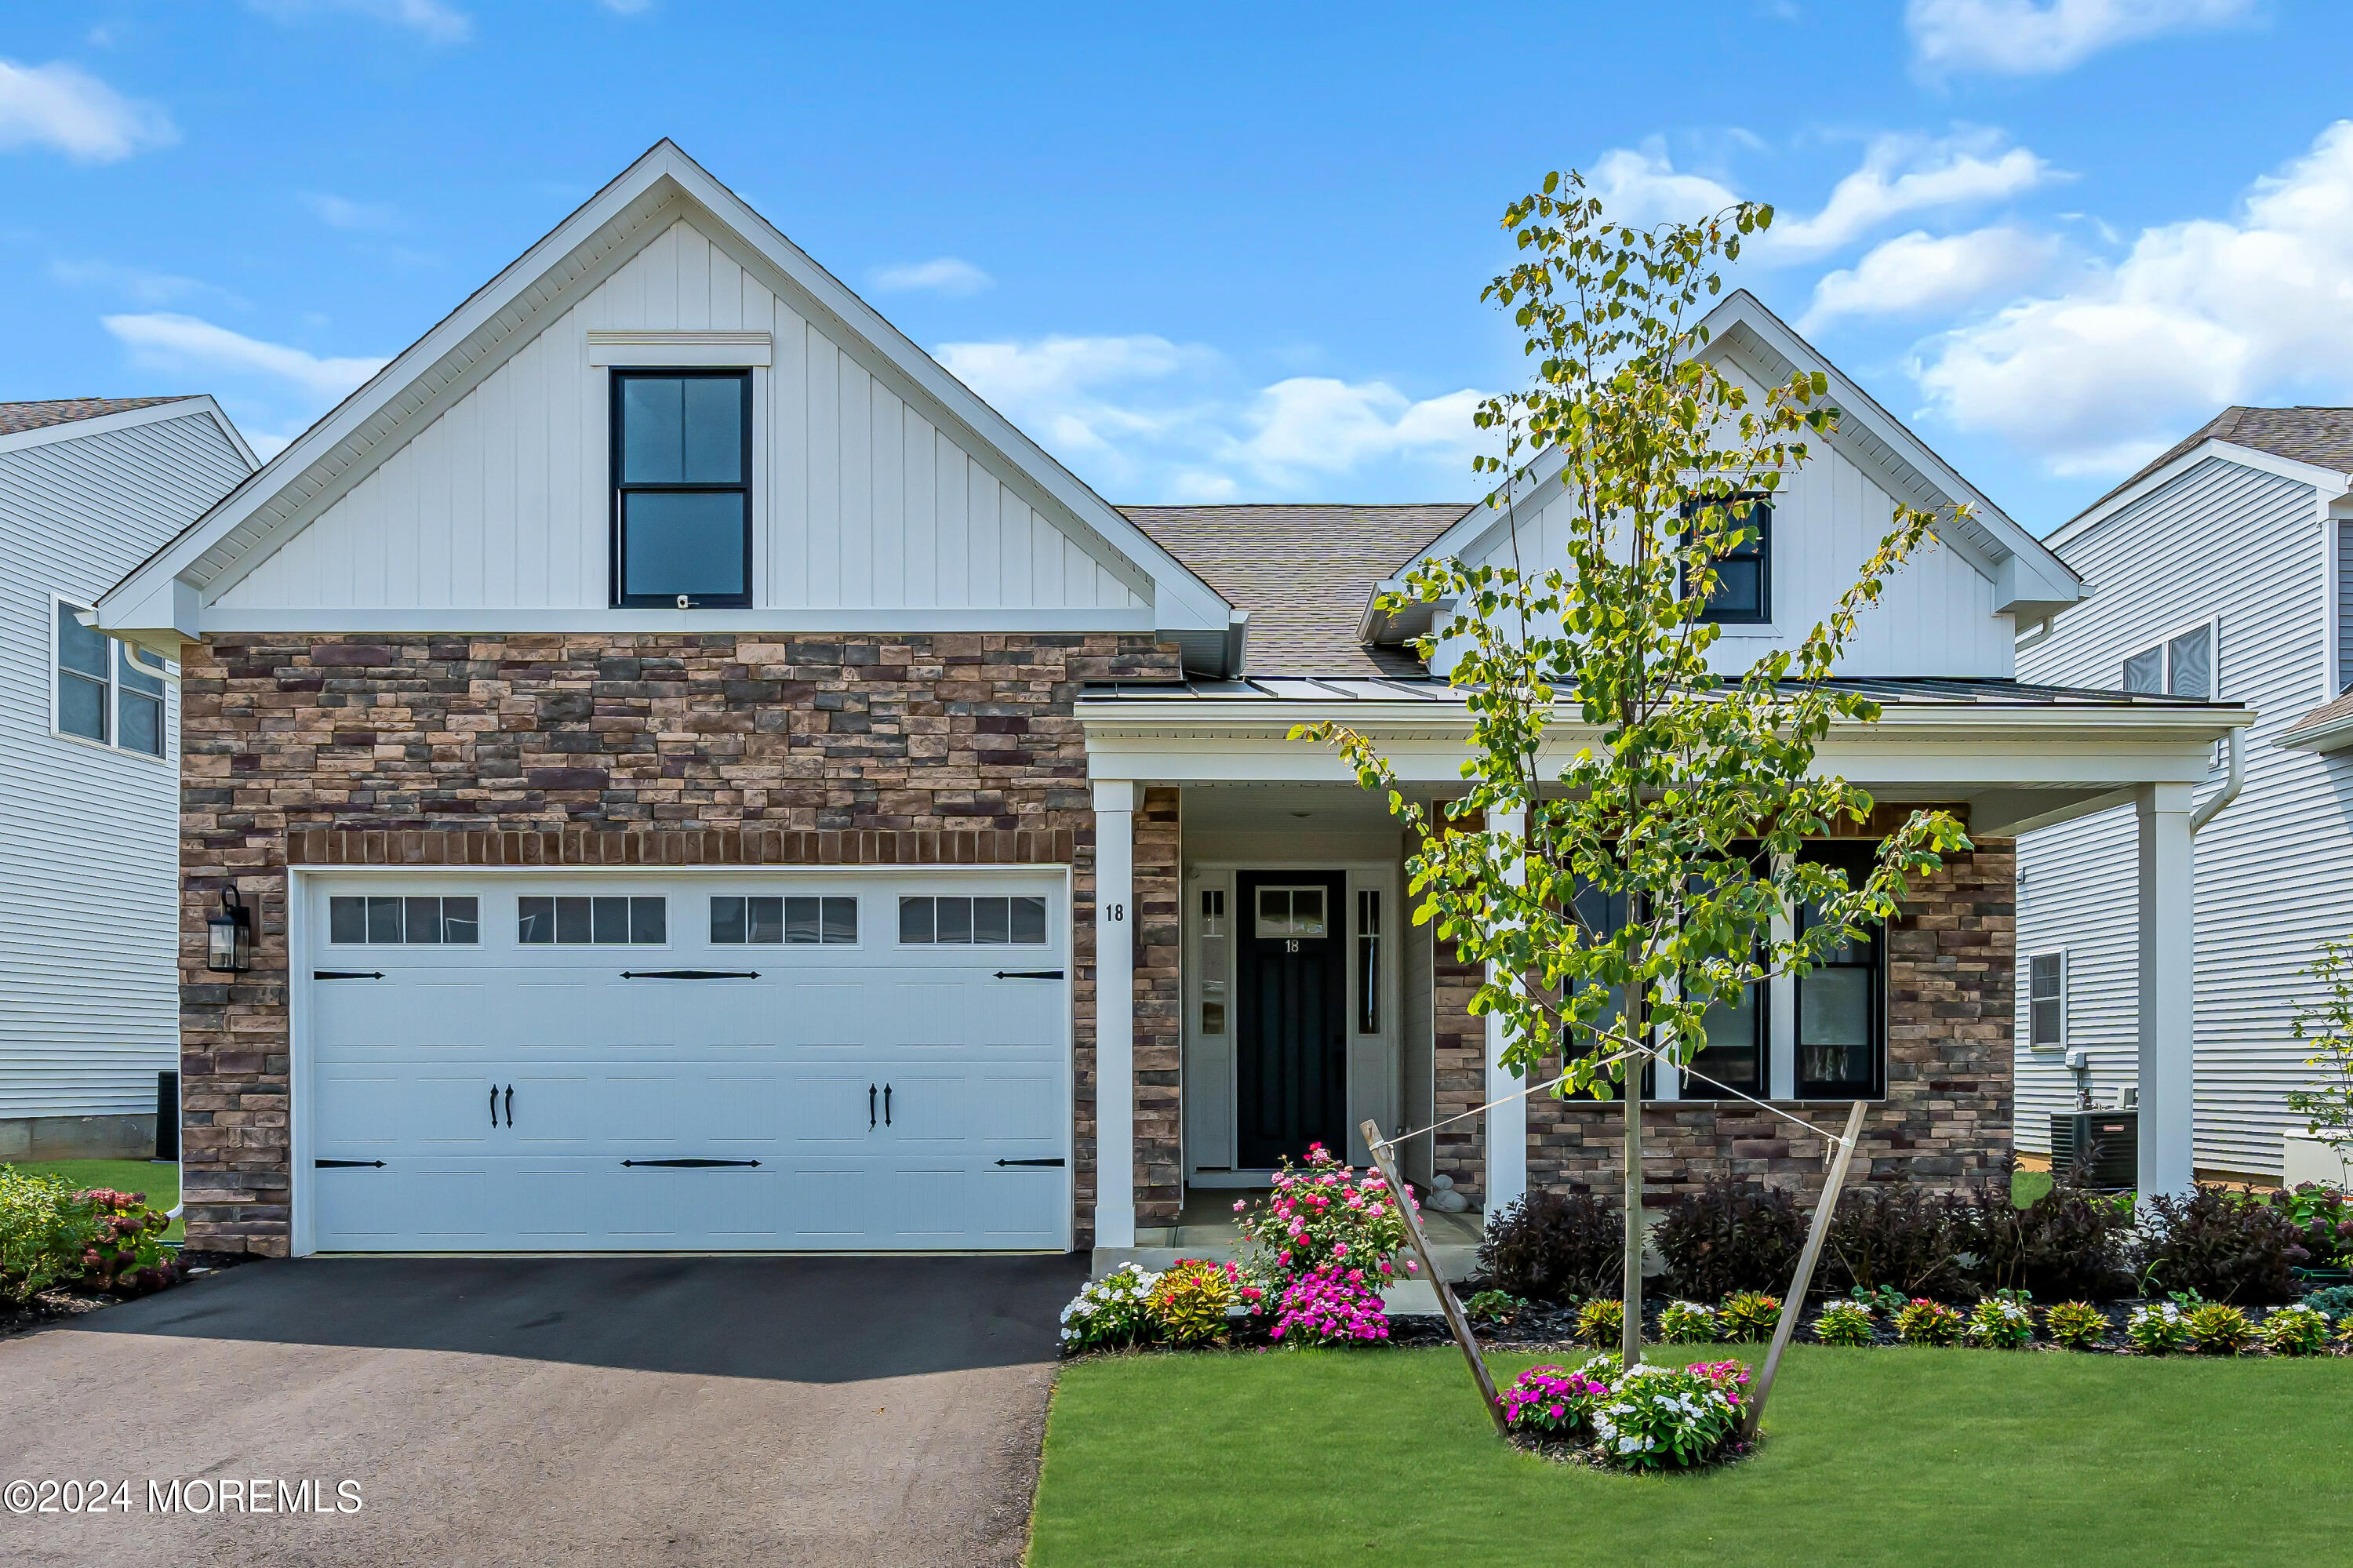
[54, 599, 169, 759]
[1682, 495, 1773, 625]
[2122, 622, 2213, 698]
[610, 369, 751, 609]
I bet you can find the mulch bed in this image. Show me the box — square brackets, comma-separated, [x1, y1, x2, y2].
[0, 1248, 260, 1341]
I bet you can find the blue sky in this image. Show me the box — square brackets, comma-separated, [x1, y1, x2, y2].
[3, 1, 2348, 533]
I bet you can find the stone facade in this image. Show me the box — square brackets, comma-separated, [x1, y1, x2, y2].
[1134, 788, 1184, 1228]
[176, 631, 1180, 1255]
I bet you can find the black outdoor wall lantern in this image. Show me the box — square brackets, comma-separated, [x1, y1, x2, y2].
[206, 885, 252, 973]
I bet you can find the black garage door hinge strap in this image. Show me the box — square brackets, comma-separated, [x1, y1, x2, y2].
[314, 970, 384, 980]
[620, 970, 760, 980]
[620, 1158, 762, 1168]
[315, 1159, 386, 1169]
[993, 970, 1064, 980]
[995, 1158, 1066, 1167]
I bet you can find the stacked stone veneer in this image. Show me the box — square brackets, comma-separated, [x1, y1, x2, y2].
[177, 631, 1180, 1256]
[1434, 837, 2015, 1209]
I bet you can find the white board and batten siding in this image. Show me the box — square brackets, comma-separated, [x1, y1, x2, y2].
[2017, 455, 2343, 1176]
[1431, 363, 2017, 682]
[0, 410, 253, 1119]
[211, 217, 1145, 623]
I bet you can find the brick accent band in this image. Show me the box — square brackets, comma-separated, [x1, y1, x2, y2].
[284, 826, 1076, 869]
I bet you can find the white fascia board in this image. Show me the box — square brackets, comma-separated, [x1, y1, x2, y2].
[0, 396, 254, 467]
[1693, 292, 2083, 617]
[2275, 711, 2353, 753]
[2045, 439, 2353, 555]
[95, 141, 1231, 644]
[204, 606, 1158, 635]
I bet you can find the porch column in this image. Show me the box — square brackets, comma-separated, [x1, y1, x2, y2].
[2136, 782, 2195, 1199]
[1093, 779, 1140, 1249]
[1485, 805, 1527, 1213]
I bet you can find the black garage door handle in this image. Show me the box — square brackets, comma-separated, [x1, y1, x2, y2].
[315, 1159, 386, 1169]
[620, 1159, 762, 1169]
[315, 970, 384, 980]
[995, 1158, 1066, 1167]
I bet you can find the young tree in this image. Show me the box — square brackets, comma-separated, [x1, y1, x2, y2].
[2289, 937, 2353, 1160]
[1302, 173, 1971, 1370]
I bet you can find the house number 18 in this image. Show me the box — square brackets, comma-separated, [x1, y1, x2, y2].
[1106, 903, 1125, 922]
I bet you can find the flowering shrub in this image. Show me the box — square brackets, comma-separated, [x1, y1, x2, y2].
[2182, 1301, 2256, 1355]
[1591, 1363, 1744, 1472]
[2043, 1300, 2110, 1350]
[1810, 1300, 1876, 1347]
[1146, 1259, 1238, 1346]
[1718, 1290, 1781, 1341]
[1657, 1300, 1718, 1344]
[0, 1171, 179, 1302]
[1269, 1264, 1389, 1345]
[1231, 1143, 1416, 1292]
[2126, 1301, 2187, 1355]
[1498, 1355, 1613, 1439]
[1893, 1298, 1965, 1346]
[1965, 1292, 2035, 1350]
[1465, 1289, 1526, 1326]
[1575, 1296, 1624, 1348]
[75, 1188, 178, 1297]
[1060, 1264, 1160, 1352]
[2259, 1303, 2333, 1357]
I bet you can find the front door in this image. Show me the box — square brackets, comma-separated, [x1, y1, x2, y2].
[1235, 871, 1347, 1169]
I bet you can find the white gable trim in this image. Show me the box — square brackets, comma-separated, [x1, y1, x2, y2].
[0, 397, 253, 467]
[1388, 291, 2082, 624]
[94, 142, 1231, 647]
[2045, 438, 2353, 555]
[586, 328, 772, 366]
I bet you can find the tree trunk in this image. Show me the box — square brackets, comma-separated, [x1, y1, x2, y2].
[1622, 996, 1645, 1371]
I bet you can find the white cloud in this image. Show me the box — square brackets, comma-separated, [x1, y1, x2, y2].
[936, 333, 1485, 500]
[249, 0, 473, 44]
[49, 257, 238, 309]
[0, 58, 175, 162]
[101, 313, 389, 405]
[1800, 226, 2055, 329]
[1913, 121, 2353, 475]
[303, 191, 400, 231]
[598, 0, 653, 11]
[1907, 0, 2257, 76]
[870, 256, 994, 297]
[1580, 132, 2053, 260]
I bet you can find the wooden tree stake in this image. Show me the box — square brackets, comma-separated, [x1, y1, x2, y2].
[1740, 1098, 1867, 1440]
[1362, 1119, 1507, 1439]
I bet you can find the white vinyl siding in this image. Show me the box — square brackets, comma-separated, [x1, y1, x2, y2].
[0, 413, 252, 1118]
[213, 216, 1145, 619]
[2018, 454, 2339, 1174]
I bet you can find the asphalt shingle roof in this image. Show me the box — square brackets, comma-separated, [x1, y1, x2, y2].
[0, 397, 186, 438]
[1121, 503, 1471, 677]
[2082, 406, 2353, 520]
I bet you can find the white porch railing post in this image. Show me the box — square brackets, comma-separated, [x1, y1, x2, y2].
[1485, 805, 1528, 1214]
[2136, 782, 2196, 1199]
[1093, 779, 1140, 1250]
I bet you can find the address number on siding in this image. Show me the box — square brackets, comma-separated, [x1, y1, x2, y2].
[1105, 903, 1126, 922]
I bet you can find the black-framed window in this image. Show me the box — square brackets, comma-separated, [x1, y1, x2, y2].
[610, 369, 751, 607]
[1795, 847, 1885, 1099]
[1682, 495, 1773, 624]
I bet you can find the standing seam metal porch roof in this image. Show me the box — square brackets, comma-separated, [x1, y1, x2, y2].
[1078, 675, 2241, 708]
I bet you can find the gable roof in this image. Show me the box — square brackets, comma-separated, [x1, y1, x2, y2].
[1124, 504, 1469, 675]
[0, 397, 184, 437]
[1390, 289, 2086, 628]
[93, 140, 1236, 664]
[2054, 406, 2353, 551]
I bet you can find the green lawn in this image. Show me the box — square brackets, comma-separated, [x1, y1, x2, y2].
[5, 1159, 184, 1242]
[1029, 1345, 2353, 1568]
[2013, 1167, 2053, 1206]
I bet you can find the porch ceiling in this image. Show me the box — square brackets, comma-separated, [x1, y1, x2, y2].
[1178, 783, 1402, 835]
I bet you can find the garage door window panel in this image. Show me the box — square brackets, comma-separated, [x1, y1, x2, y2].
[898, 896, 1049, 944]
[330, 895, 480, 944]
[518, 896, 667, 944]
[711, 895, 858, 944]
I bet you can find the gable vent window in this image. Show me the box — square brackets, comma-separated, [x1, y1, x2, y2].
[610, 369, 751, 608]
[55, 599, 169, 758]
[1682, 496, 1773, 625]
[2122, 622, 2214, 698]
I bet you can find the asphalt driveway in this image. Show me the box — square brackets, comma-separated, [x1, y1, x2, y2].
[0, 1252, 1088, 1568]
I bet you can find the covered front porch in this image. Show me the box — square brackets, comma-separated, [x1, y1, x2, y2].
[1078, 676, 2248, 1276]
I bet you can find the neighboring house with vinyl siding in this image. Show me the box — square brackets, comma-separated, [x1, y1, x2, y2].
[0, 397, 256, 1160]
[2017, 406, 2353, 1181]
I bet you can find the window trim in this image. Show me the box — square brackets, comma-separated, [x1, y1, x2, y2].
[1682, 493, 1773, 627]
[50, 594, 173, 762]
[2027, 949, 2068, 1050]
[2121, 614, 2219, 700]
[608, 367, 755, 609]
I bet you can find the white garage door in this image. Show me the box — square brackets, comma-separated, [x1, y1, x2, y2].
[300, 872, 1071, 1253]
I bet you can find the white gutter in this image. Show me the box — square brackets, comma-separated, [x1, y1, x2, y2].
[2189, 729, 2245, 836]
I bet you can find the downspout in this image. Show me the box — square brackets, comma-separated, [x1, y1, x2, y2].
[2188, 729, 2244, 837]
